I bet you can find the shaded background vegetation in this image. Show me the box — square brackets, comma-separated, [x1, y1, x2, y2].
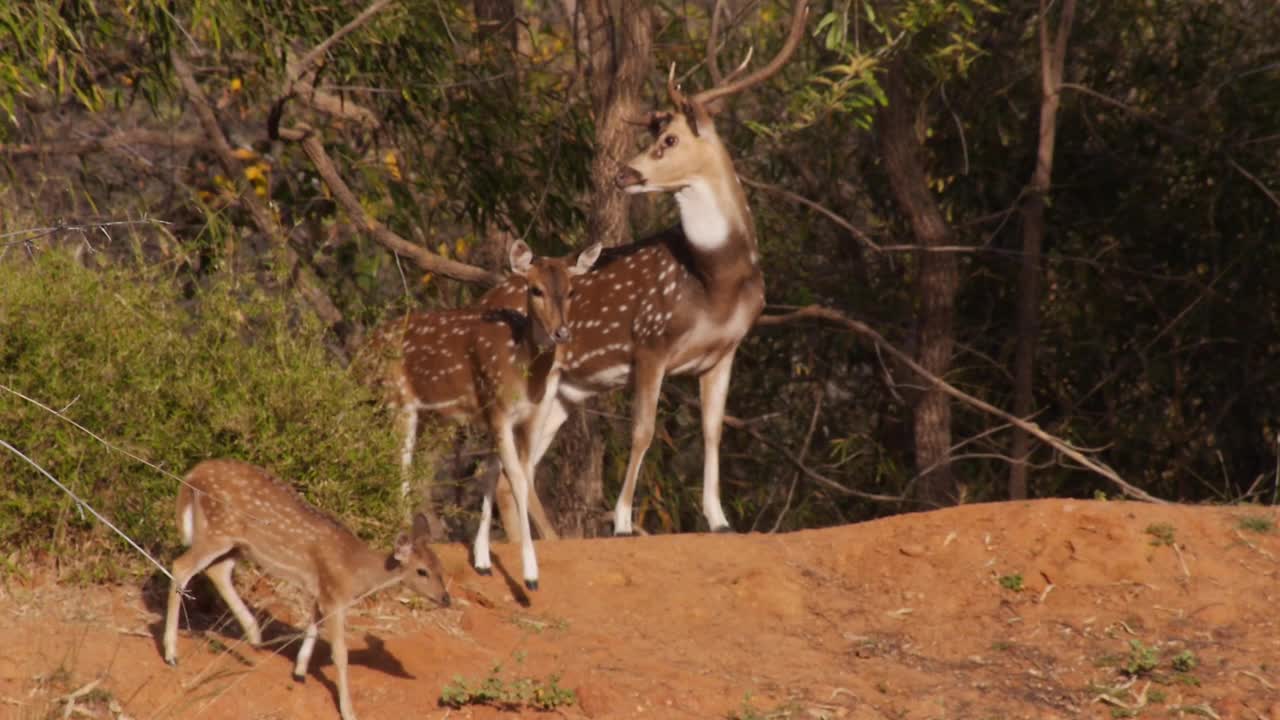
[1, 0, 1278, 569]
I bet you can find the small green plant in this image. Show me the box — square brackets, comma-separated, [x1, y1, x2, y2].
[439, 662, 575, 711]
[998, 573, 1024, 591]
[1237, 515, 1274, 534]
[1145, 523, 1177, 546]
[1148, 688, 1167, 703]
[1124, 639, 1160, 676]
[1110, 708, 1138, 719]
[728, 693, 798, 720]
[1171, 650, 1198, 672]
[990, 641, 1013, 652]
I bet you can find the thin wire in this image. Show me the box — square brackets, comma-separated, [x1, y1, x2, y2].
[0, 438, 172, 580]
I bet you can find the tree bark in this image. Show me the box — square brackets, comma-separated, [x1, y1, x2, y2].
[1009, 0, 1077, 500]
[877, 54, 960, 507]
[529, 0, 652, 537]
[582, 0, 652, 245]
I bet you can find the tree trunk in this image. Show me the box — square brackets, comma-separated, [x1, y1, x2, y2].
[525, 0, 652, 538]
[582, 0, 653, 245]
[1009, 0, 1077, 500]
[877, 54, 960, 508]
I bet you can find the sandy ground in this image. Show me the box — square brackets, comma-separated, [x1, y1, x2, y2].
[3, 499, 1280, 719]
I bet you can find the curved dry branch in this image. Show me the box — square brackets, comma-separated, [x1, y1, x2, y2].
[171, 51, 348, 350]
[275, 123, 500, 287]
[755, 305, 1167, 504]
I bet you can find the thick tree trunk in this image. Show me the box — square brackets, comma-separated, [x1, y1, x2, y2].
[1009, 0, 1077, 500]
[877, 55, 960, 508]
[582, 0, 652, 245]
[526, 0, 653, 538]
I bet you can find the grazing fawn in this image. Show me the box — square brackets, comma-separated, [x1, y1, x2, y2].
[163, 459, 450, 720]
[478, 0, 810, 537]
[376, 240, 601, 589]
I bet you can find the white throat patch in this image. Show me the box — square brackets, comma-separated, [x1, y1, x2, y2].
[676, 179, 733, 251]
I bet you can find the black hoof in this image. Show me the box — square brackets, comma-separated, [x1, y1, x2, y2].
[525, 579, 539, 591]
[612, 530, 637, 538]
[712, 525, 735, 534]
[165, 657, 177, 667]
[474, 566, 492, 576]
[292, 672, 306, 684]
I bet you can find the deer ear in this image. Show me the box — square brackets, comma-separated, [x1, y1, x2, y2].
[509, 240, 534, 277]
[572, 243, 603, 276]
[411, 512, 431, 538]
[393, 532, 412, 564]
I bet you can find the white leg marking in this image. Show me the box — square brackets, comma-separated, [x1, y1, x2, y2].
[179, 504, 194, 545]
[473, 484, 493, 573]
[399, 406, 418, 497]
[699, 350, 736, 531]
[294, 614, 319, 679]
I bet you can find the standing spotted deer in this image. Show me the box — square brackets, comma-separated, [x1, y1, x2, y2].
[162, 459, 450, 720]
[478, 0, 810, 537]
[373, 240, 602, 589]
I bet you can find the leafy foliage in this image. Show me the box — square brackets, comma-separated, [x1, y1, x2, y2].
[0, 251, 419, 567]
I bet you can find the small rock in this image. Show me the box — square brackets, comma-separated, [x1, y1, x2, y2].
[899, 544, 926, 557]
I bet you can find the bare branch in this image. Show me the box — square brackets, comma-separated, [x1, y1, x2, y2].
[170, 51, 348, 346]
[740, 175, 881, 251]
[290, 0, 395, 86]
[755, 305, 1168, 504]
[0, 129, 203, 157]
[276, 124, 501, 286]
[1227, 156, 1280, 212]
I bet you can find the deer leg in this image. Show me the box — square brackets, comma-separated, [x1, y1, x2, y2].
[613, 361, 664, 536]
[163, 540, 234, 665]
[397, 405, 418, 498]
[203, 556, 262, 645]
[698, 349, 737, 532]
[328, 605, 356, 720]
[398, 405, 448, 539]
[293, 603, 320, 680]
[524, 397, 569, 540]
[495, 418, 539, 590]
[472, 459, 497, 575]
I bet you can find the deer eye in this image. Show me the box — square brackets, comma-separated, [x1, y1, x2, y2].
[417, 568, 430, 578]
[663, 134, 678, 148]
[530, 286, 544, 297]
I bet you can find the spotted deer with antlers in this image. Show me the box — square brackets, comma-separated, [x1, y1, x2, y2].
[479, 0, 810, 538]
[371, 240, 601, 589]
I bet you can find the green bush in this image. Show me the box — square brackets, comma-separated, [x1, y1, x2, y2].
[0, 251, 430, 573]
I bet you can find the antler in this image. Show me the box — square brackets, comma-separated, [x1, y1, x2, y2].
[692, 0, 810, 108]
[667, 62, 689, 110]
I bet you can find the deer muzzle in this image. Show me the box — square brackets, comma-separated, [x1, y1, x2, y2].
[551, 326, 572, 344]
[615, 166, 644, 189]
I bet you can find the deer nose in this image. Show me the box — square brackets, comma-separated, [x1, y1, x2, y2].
[615, 166, 644, 189]
[440, 593, 452, 608]
[552, 326, 572, 344]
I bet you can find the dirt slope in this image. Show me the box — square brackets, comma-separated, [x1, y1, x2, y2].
[3, 499, 1280, 719]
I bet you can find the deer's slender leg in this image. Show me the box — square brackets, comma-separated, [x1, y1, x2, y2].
[613, 359, 664, 536]
[204, 556, 262, 645]
[293, 603, 320, 680]
[473, 461, 496, 575]
[163, 540, 235, 665]
[397, 405, 418, 498]
[698, 349, 737, 532]
[490, 394, 568, 545]
[495, 416, 538, 589]
[328, 606, 356, 720]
